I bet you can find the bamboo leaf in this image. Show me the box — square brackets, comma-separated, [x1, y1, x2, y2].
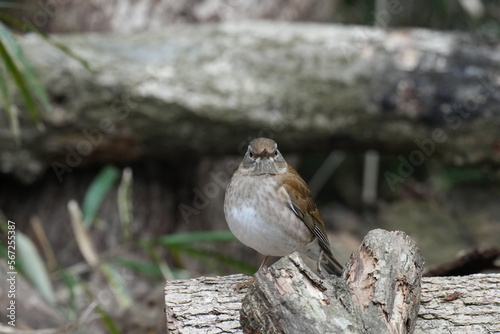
[143, 230, 237, 248]
[68, 200, 100, 267]
[58, 269, 79, 313]
[0, 23, 41, 126]
[0, 50, 20, 145]
[172, 244, 256, 275]
[0, 14, 93, 72]
[117, 167, 133, 241]
[82, 166, 120, 228]
[1, 21, 51, 113]
[100, 262, 132, 308]
[94, 304, 120, 334]
[113, 258, 163, 278]
[17, 232, 56, 304]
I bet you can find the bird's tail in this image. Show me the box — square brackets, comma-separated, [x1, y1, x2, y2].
[320, 250, 344, 276]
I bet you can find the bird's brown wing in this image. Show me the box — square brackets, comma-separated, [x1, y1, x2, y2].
[279, 165, 343, 275]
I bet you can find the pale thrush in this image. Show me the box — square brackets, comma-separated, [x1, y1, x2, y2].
[224, 137, 343, 276]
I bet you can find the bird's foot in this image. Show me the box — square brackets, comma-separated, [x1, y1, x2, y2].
[236, 278, 255, 291]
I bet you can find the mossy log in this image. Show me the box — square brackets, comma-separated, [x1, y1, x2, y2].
[2, 22, 500, 182]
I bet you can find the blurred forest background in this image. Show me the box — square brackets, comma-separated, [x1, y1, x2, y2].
[1, 0, 500, 333]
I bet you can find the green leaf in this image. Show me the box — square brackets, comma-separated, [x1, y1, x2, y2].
[173, 244, 256, 275]
[94, 304, 120, 334]
[0, 23, 52, 114]
[142, 230, 252, 275]
[82, 166, 120, 228]
[0, 23, 42, 126]
[100, 262, 132, 308]
[113, 258, 163, 279]
[0, 14, 93, 72]
[17, 232, 56, 304]
[143, 230, 237, 248]
[0, 51, 20, 145]
[117, 167, 133, 241]
[58, 269, 79, 313]
[0, 239, 7, 259]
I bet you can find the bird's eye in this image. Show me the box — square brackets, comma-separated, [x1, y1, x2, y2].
[274, 151, 279, 156]
[249, 152, 254, 158]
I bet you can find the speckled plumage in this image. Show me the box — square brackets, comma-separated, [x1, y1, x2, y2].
[224, 138, 343, 275]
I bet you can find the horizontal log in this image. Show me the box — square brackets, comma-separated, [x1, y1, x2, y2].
[166, 273, 500, 333]
[3, 22, 500, 182]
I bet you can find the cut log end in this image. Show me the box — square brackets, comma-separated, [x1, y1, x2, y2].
[240, 229, 425, 334]
[165, 229, 500, 334]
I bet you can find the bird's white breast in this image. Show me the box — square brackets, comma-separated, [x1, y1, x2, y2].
[224, 173, 312, 257]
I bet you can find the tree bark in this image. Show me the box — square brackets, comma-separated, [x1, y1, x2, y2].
[3, 22, 500, 182]
[240, 229, 424, 333]
[165, 229, 499, 333]
[166, 272, 500, 334]
[165, 274, 247, 334]
[8, 0, 339, 34]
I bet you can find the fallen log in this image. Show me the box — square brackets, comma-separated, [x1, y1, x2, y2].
[4, 22, 500, 182]
[165, 229, 500, 333]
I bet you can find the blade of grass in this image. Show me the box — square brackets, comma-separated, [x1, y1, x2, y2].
[0, 22, 52, 114]
[100, 262, 132, 309]
[140, 230, 238, 276]
[68, 199, 100, 267]
[30, 215, 58, 271]
[171, 244, 256, 275]
[82, 165, 120, 228]
[0, 47, 10, 100]
[142, 230, 237, 248]
[58, 269, 79, 316]
[0, 23, 43, 128]
[0, 217, 6, 263]
[0, 239, 7, 260]
[117, 167, 133, 241]
[94, 304, 120, 334]
[31, 28, 94, 73]
[0, 57, 20, 145]
[16, 231, 56, 304]
[142, 243, 176, 280]
[0, 14, 93, 72]
[113, 258, 163, 279]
